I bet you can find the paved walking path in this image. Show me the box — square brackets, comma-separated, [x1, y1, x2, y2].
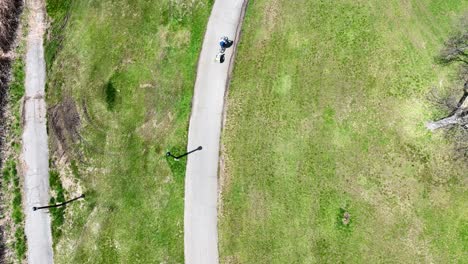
[22, 0, 54, 263]
[184, 0, 248, 263]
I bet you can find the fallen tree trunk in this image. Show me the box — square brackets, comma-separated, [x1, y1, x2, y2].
[427, 87, 468, 131]
[426, 112, 468, 130]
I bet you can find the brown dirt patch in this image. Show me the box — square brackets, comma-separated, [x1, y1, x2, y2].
[48, 97, 81, 159]
[0, 0, 23, 53]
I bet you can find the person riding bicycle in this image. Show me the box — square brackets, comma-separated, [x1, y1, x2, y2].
[216, 36, 232, 63]
[219, 36, 233, 49]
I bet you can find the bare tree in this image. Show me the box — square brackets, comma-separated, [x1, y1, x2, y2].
[427, 15, 468, 131]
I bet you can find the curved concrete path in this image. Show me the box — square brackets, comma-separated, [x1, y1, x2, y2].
[22, 0, 54, 263]
[184, 0, 248, 263]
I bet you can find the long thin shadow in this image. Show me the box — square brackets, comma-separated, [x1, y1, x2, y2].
[166, 146, 203, 160]
[33, 194, 85, 211]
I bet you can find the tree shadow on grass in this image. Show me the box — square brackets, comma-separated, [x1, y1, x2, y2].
[165, 146, 187, 184]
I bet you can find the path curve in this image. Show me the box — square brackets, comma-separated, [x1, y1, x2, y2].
[184, 0, 248, 263]
[22, 0, 53, 263]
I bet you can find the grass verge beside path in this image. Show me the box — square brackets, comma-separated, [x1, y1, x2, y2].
[1, 44, 27, 264]
[1, 17, 27, 262]
[45, 0, 213, 262]
[220, 0, 468, 263]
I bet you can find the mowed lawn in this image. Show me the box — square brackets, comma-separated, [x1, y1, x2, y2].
[45, 0, 212, 263]
[220, 0, 468, 263]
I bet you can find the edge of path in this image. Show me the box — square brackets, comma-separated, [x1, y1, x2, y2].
[218, 0, 249, 197]
[184, 0, 248, 263]
[21, 0, 54, 263]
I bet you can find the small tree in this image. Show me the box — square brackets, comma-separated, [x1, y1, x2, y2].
[427, 15, 468, 131]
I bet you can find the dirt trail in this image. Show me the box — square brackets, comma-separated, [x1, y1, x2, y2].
[21, 0, 53, 263]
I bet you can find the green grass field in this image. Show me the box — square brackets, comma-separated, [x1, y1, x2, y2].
[220, 0, 468, 263]
[45, 0, 213, 262]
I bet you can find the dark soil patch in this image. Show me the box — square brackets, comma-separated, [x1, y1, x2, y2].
[48, 97, 81, 159]
[0, 0, 23, 53]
